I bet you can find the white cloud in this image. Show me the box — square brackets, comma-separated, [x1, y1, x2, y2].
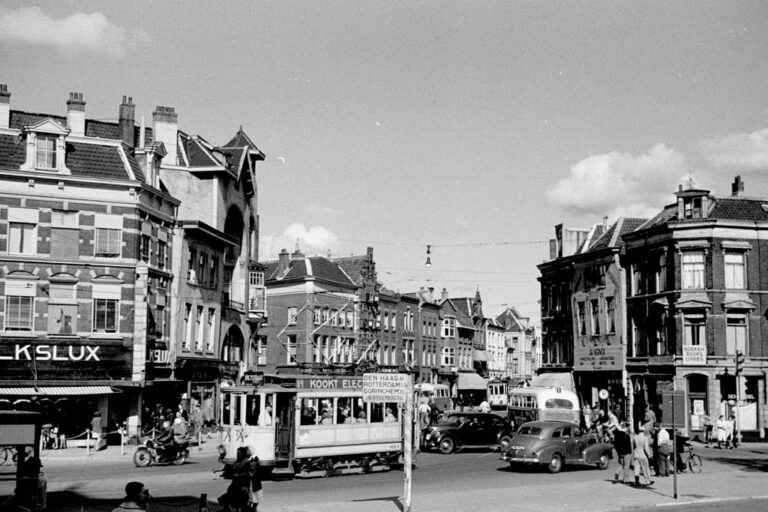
[699, 128, 768, 172]
[547, 143, 686, 219]
[259, 223, 340, 260]
[0, 6, 149, 57]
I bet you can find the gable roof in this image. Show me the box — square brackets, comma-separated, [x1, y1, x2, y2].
[587, 217, 647, 252]
[222, 127, 265, 159]
[264, 256, 356, 288]
[333, 254, 373, 286]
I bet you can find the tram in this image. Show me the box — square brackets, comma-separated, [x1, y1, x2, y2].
[218, 376, 404, 478]
[487, 379, 509, 410]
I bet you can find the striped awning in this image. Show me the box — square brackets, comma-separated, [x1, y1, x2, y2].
[0, 386, 119, 396]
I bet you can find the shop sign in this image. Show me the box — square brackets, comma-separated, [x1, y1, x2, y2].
[682, 345, 707, 365]
[149, 349, 172, 365]
[574, 342, 623, 371]
[0, 343, 100, 361]
[295, 377, 364, 391]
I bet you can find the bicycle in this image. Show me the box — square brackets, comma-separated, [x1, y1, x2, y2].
[679, 444, 702, 473]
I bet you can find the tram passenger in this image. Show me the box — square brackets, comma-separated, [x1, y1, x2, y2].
[384, 408, 397, 423]
[357, 409, 367, 423]
[258, 405, 273, 426]
[321, 410, 333, 425]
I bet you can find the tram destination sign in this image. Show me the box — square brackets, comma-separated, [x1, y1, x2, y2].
[362, 373, 410, 403]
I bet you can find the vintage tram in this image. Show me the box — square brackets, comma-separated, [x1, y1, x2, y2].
[218, 376, 404, 478]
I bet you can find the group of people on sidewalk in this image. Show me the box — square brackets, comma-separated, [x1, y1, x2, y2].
[703, 414, 739, 449]
[611, 418, 690, 488]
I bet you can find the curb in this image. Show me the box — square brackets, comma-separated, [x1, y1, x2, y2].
[620, 494, 768, 510]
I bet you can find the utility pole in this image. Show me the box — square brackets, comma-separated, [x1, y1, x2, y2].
[735, 351, 744, 445]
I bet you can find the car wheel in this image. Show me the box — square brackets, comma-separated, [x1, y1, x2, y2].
[498, 435, 513, 451]
[547, 453, 563, 474]
[438, 437, 456, 454]
[597, 453, 610, 470]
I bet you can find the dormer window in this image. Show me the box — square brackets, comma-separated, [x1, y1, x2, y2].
[683, 197, 703, 219]
[36, 135, 58, 169]
[19, 118, 71, 175]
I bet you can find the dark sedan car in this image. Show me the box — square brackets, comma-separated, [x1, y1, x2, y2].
[500, 420, 613, 473]
[422, 412, 515, 454]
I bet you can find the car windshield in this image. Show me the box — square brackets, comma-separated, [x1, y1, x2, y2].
[516, 425, 543, 436]
[439, 415, 467, 426]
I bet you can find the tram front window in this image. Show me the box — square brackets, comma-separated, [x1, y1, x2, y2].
[245, 395, 261, 425]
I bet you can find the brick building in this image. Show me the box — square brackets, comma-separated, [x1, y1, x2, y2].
[624, 178, 768, 439]
[0, 87, 179, 436]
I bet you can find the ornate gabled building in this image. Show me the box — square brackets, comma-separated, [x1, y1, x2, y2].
[0, 87, 179, 437]
[149, 109, 265, 424]
[495, 306, 537, 380]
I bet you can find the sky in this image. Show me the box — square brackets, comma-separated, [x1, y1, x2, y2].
[2, 1, 768, 323]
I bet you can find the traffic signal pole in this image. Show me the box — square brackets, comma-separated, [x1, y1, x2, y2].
[735, 351, 743, 446]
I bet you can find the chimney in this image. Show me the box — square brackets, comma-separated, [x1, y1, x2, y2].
[119, 96, 135, 147]
[152, 106, 178, 165]
[428, 287, 434, 302]
[602, 216, 608, 231]
[441, 288, 449, 301]
[0, 84, 9, 129]
[66, 92, 86, 136]
[731, 176, 744, 197]
[278, 249, 290, 278]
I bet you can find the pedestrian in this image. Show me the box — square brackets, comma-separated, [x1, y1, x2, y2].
[725, 415, 736, 449]
[583, 404, 593, 430]
[656, 424, 670, 477]
[219, 447, 253, 512]
[702, 414, 713, 445]
[91, 411, 106, 450]
[716, 415, 727, 448]
[113, 481, 151, 512]
[172, 411, 189, 445]
[479, 399, 491, 414]
[13, 446, 45, 511]
[612, 422, 632, 485]
[650, 423, 660, 476]
[418, 400, 431, 430]
[642, 405, 656, 433]
[674, 430, 689, 472]
[429, 403, 441, 425]
[248, 449, 263, 511]
[632, 425, 654, 487]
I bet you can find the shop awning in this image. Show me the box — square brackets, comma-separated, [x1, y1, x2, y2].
[457, 372, 488, 390]
[0, 386, 119, 396]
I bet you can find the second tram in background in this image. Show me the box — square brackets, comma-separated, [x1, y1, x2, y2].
[218, 376, 404, 478]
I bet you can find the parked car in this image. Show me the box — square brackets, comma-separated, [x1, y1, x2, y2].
[422, 412, 515, 454]
[500, 420, 613, 473]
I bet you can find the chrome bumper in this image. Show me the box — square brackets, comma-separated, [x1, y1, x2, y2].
[500, 454, 539, 463]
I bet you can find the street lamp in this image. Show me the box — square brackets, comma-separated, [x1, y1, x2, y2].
[425, 245, 432, 267]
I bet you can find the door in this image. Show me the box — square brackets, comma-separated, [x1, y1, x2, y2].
[275, 393, 295, 459]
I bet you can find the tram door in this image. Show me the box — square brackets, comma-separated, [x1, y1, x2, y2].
[275, 393, 296, 459]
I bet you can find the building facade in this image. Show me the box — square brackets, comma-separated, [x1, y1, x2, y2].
[0, 87, 179, 436]
[624, 178, 768, 439]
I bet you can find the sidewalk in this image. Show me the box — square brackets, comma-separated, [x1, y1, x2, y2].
[278, 442, 768, 512]
[37, 436, 221, 465]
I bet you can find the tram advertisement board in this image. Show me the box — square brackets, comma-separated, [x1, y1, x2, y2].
[362, 373, 410, 403]
[295, 377, 363, 391]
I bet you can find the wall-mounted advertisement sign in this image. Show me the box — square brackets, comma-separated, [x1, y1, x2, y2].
[682, 345, 707, 365]
[574, 340, 624, 371]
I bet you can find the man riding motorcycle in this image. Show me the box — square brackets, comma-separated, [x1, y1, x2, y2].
[155, 421, 177, 461]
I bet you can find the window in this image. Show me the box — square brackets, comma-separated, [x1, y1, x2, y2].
[5, 296, 33, 332]
[51, 211, 78, 259]
[590, 299, 600, 335]
[330, 309, 338, 326]
[286, 334, 297, 365]
[48, 280, 77, 335]
[442, 317, 456, 338]
[683, 197, 703, 219]
[346, 311, 354, 328]
[9, 223, 36, 255]
[314, 307, 322, 325]
[442, 347, 455, 366]
[683, 314, 705, 346]
[36, 135, 57, 169]
[198, 254, 208, 286]
[94, 214, 123, 258]
[576, 302, 586, 336]
[724, 252, 746, 289]
[188, 249, 197, 282]
[726, 315, 747, 355]
[632, 265, 643, 295]
[195, 306, 204, 351]
[210, 257, 219, 287]
[682, 252, 705, 289]
[656, 253, 667, 292]
[605, 297, 616, 334]
[157, 240, 167, 270]
[322, 308, 329, 325]
[256, 335, 267, 365]
[383, 312, 388, 331]
[183, 303, 192, 350]
[155, 305, 166, 340]
[288, 307, 298, 325]
[93, 298, 118, 333]
[206, 308, 216, 352]
[140, 235, 151, 262]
